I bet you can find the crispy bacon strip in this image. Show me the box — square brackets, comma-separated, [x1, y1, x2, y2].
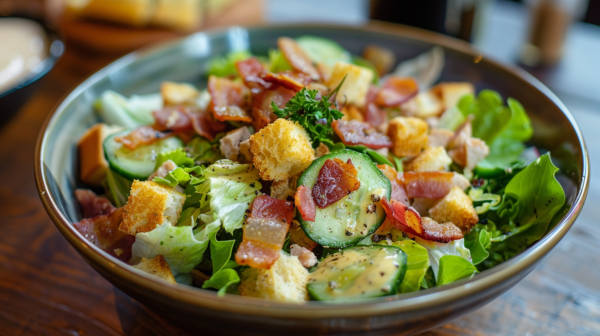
[188, 109, 228, 141]
[73, 207, 135, 262]
[152, 106, 193, 133]
[235, 195, 294, 269]
[381, 197, 463, 243]
[312, 158, 361, 208]
[114, 126, 172, 150]
[402, 171, 470, 199]
[208, 75, 252, 123]
[376, 76, 419, 107]
[251, 86, 295, 130]
[262, 71, 311, 92]
[377, 165, 410, 206]
[278, 37, 320, 80]
[75, 189, 115, 218]
[364, 85, 386, 127]
[295, 185, 316, 221]
[333, 120, 392, 149]
[153, 105, 227, 141]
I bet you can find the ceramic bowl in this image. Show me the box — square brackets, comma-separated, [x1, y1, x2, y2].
[35, 23, 589, 335]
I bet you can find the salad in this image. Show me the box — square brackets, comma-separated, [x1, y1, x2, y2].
[73, 36, 566, 302]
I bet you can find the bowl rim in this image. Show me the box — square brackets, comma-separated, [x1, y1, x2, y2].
[34, 21, 589, 319]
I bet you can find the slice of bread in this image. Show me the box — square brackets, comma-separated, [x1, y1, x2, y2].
[119, 180, 186, 235]
[133, 255, 176, 284]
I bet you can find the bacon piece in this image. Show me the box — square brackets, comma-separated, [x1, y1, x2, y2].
[207, 75, 252, 123]
[333, 120, 392, 149]
[402, 171, 455, 199]
[262, 71, 312, 92]
[75, 189, 115, 218]
[377, 165, 410, 206]
[250, 195, 294, 224]
[73, 207, 135, 262]
[364, 85, 386, 127]
[235, 240, 281, 269]
[381, 197, 463, 243]
[152, 106, 194, 133]
[295, 185, 316, 221]
[402, 171, 470, 199]
[236, 57, 266, 86]
[251, 86, 296, 130]
[376, 77, 419, 107]
[278, 37, 320, 80]
[188, 109, 228, 141]
[114, 126, 172, 150]
[312, 158, 361, 208]
[235, 195, 293, 269]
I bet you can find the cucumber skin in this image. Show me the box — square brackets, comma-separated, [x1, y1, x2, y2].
[103, 130, 184, 180]
[307, 245, 407, 301]
[297, 149, 391, 248]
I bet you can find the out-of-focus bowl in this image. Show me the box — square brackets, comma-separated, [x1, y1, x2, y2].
[34, 23, 589, 335]
[0, 16, 64, 125]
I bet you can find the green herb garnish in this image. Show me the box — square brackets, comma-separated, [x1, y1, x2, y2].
[272, 76, 346, 148]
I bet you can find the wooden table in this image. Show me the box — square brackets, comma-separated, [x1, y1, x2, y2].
[1, 2, 600, 335]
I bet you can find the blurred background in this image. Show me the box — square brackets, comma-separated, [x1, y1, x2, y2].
[1, 0, 599, 123]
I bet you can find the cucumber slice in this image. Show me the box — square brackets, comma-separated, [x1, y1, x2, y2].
[296, 35, 350, 65]
[297, 150, 391, 248]
[307, 245, 407, 301]
[103, 130, 184, 180]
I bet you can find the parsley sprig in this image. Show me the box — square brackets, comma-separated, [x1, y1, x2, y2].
[272, 77, 346, 148]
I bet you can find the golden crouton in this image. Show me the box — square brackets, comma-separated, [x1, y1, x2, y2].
[78, 123, 122, 186]
[429, 186, 478, 233]
[270, 175, 299, 201]
[387, 116, 429, 157]
[432, 82, 475, 109]
[411, 91, 444, 118]
[326, 62, 374, 107]
[250, 119, 315, 181]
[119, 180, 186, 235]
[133, 255, 177, 284]
[238, 252, 308, 303]
[341, 104, 365, 122]
[404, 146, 452, 172]
[161, 81, 200, 106]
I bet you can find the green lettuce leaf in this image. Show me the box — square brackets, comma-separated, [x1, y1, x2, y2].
[131, 218, 220, 284]
[269, 49, 293, 73]
[392, 240, 430, 293]
[207, 50, 253, 77]
[456, 90, 533, 170]
[202, 268, 240, 296]
[436, 255, 478, 286]
[186, 136, 223, 164]
[464, 229, 491, 265]
[95, 90, 162, 127]
[210, 234, 236, 274]
[153, 166, 206, 188]
[415, 238, 472, 280]
[204, 160, 262, 233]
[154, 148, 194, 170]
[105, 168, 132, 208]
[483, 153, 565, 266]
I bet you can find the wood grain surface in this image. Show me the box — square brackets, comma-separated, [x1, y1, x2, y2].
[1, 5, 600, 336]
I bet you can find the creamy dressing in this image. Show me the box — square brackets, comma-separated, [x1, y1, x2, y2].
[308, 246, 402, 300]
[0, 18, 48, 93]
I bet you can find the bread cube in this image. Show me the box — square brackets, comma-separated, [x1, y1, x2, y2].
[387, 116, 429, 157]
[412, 91, 444, 118]
[161, 81, 200, 106]
[133, 255, 176, 284]
[432, 82, 475, 110]
[429, 186, 478, 233]
[119, 180, 186, 235]
[326, 62, 374, 107]
[238, 252, 308, 303]
[250, 119, 315, 181]
[78, 123, 122, 186]
[270, 175, 299, 201]
[404, 146, 452, 172]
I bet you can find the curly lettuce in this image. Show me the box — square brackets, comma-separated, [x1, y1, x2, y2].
[391, 240, 430, 293]
[415, 237, 472, 279]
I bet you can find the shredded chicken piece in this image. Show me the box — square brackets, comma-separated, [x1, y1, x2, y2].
[290, 244, 317, 268]
[148, 160, 177, 181]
